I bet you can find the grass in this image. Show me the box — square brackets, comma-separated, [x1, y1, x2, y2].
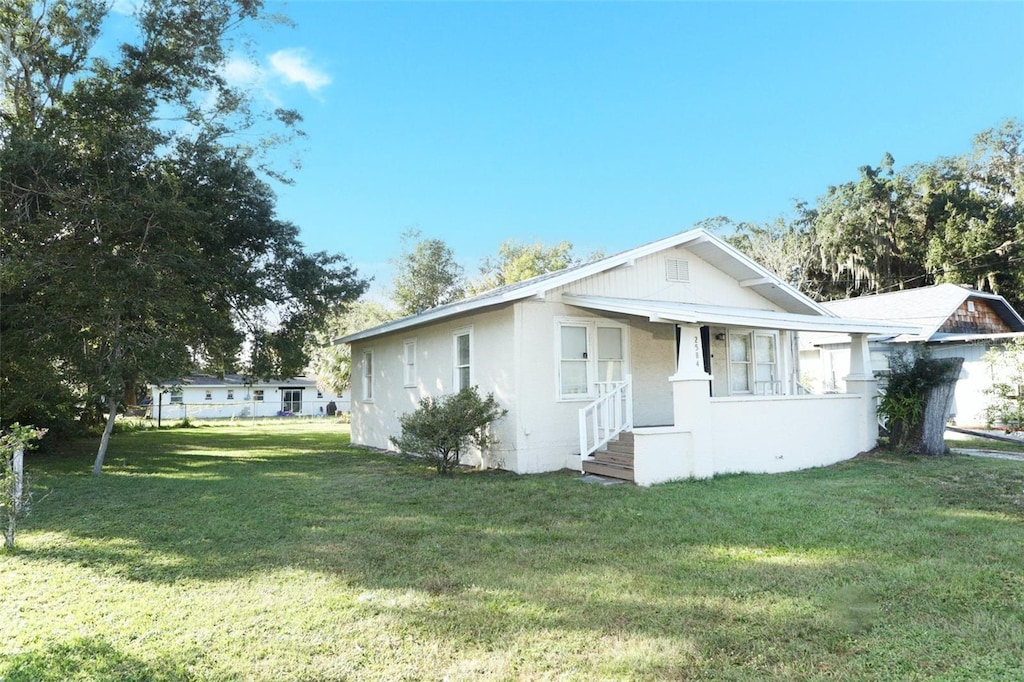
[2, 421, 1023, 681]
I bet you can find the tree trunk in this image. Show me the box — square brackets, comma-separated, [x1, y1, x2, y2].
[92, 395, 118, 475]
[917, 357, 964, 456]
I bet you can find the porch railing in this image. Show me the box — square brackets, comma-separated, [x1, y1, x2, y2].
[579, 376, 633, 462]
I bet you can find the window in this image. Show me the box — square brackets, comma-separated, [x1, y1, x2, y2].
[754, 333, 778, 394]
[728, 330, 780, 394]
[403, 339, 417, 387]
[453, 329, 472, 391]
[204, 390, 212, 401]
[362, 350, 374, 401]
[557, 321, 627, 399]
[316, 390, 323, 399]
[282, 388, 302, 413]
[227, 389, 234, 400]
[559, 325, 590, 396]
[729, 334, 751, 393]
[170, 389, 183, 404]
[253, 389, 265, 402]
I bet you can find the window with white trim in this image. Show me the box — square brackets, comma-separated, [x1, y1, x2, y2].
[453, 329, 472, 391]
[403, 339, 417, 387]
[728, 330, 780, 394]
[253, 389, 265, 401]
[362, 350, 374, 401]
[204, 390, 212, 401]
[557, 320, 627, 399]
[170, 389, 183, 404]
[227, 389, 234, 400]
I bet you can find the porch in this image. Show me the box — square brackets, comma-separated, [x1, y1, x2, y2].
[569, 299, 914, 485]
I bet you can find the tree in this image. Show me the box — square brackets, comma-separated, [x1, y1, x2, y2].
[390, 387, 507, 475]
[809, 153, 929, 297]
[306, 300, 396, 395]
[0, 1, 367, 472]
[982, 338, 1024, 431]
[878, 352, 963, 455]
[721, 214, 815, 291]
[922, 120, 1024, 310]
[389, 228, 465, 316]
[470, 238, 582, 294]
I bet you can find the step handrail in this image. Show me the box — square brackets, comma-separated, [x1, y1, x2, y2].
[578, 376, 633, 465]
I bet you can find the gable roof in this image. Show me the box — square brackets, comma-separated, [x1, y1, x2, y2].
[338, 228, 833, 344]
[821, 283, 1024, 342]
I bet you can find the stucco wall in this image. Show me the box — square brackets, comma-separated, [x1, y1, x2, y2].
[709, 394, 867, 474]
[349, 306, 518, 469]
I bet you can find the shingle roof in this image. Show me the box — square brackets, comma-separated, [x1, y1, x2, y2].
[337, 228, 831, 344]
[821, 283, 1024, 341]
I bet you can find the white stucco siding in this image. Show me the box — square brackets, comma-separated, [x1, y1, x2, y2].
[561, 247, 785, 310]
[709, 394, 868, 474]
[349, 306, 519, 468]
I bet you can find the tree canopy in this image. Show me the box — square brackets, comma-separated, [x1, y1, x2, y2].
[388, 228, 465, 316]
[724, 119, 1023, 309]
[0, 0, 367, 469]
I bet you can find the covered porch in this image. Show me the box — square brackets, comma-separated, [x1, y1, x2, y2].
[565, 294, 919, 485]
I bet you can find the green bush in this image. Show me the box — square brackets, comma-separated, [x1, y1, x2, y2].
[878, 351, 962, 453]
[390, 387, 507, 475]
[983, 338, 1024, 431]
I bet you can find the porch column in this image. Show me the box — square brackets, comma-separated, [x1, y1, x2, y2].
[669, 324, 714, 478]
[845, 333, 880, 452]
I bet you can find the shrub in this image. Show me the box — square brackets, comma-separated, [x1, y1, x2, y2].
[390, 387, 507, 475]
[982, 338, 1024, 431]
[878, 351, 962, 454]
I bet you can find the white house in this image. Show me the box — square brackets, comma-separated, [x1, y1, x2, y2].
[149, 374, 349, 421]
[800, 284, 1024, 427]
[339, 229, 918, 485]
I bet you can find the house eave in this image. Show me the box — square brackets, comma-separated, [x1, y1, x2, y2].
[562, 294, 922, 335]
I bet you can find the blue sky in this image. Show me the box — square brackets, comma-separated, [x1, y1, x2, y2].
[226, 1, 1022, 296]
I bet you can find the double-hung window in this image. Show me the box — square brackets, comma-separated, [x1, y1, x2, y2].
[362, 350, 374, 401]
[403, 339, 417, 387]
[557, 320, 626, 399]
[728, 330, 779, 394]
[453, 329, 472, 391]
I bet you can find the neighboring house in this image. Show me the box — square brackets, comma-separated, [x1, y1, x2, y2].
[339, 229, 917, 485]
[800, 284, 1024, 427]
[149, 374, 349, 421]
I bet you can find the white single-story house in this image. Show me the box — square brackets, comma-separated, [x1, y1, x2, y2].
[339, 229, 918, 485]
[800, 284, 1024, 427]
[149, 374, 349, 421]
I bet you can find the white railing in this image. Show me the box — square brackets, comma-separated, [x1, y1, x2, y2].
[579, 376, 633, 463]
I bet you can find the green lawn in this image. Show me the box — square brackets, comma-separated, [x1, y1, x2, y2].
[3, 421, 1023, 681]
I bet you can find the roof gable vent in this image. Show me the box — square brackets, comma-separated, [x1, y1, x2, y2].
[666, 257, 690, 283]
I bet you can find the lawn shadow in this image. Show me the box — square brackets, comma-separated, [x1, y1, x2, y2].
[0, 636, 197, 682]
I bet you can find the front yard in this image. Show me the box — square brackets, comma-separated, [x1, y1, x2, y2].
[2, 420, 1023, 680]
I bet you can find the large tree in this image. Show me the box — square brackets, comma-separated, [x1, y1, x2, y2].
[808, 153, 929, 298]
[922, 120, 1024, 310]
[306, 300, 396, 395]
[469, 238, 584, 294]
[389, 228, 464, 316]
[0, 0, 367, 471]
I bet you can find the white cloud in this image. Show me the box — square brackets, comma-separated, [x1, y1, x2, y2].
[221, 57, 264, 89]
[269, 49, 331, 94]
